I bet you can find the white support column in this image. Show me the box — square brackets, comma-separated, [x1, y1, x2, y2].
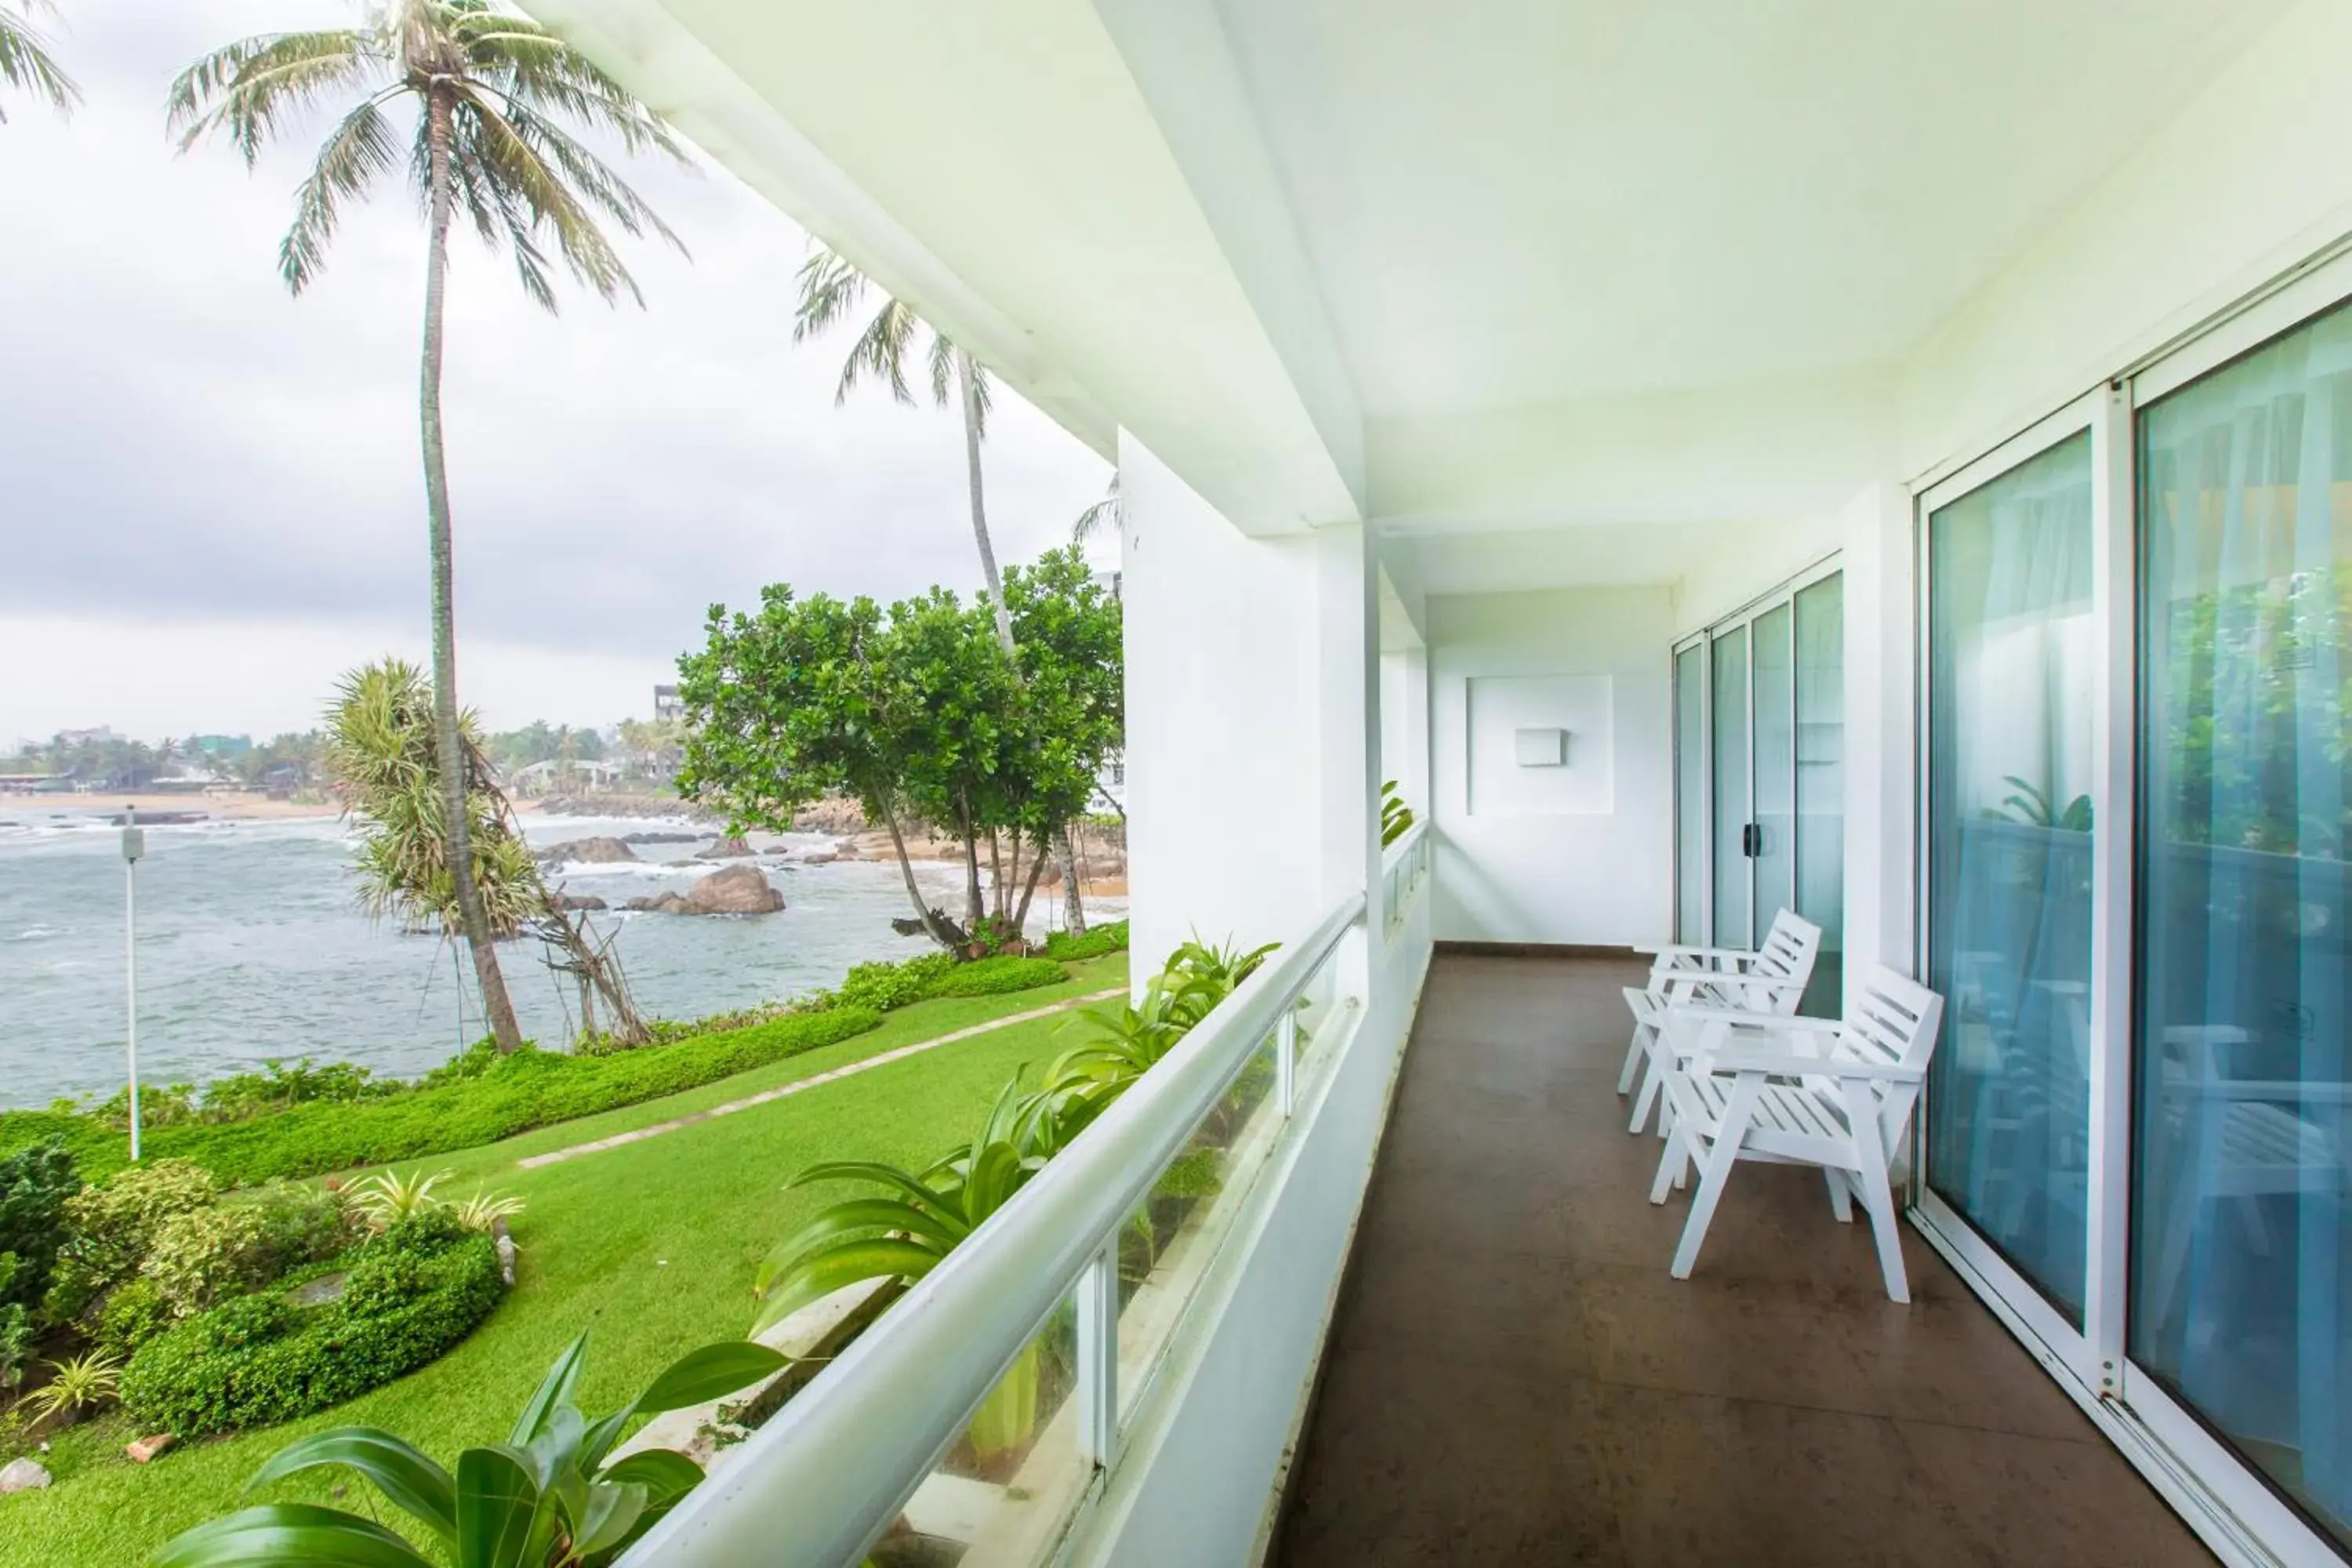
[1839, 481, 1918, 1007]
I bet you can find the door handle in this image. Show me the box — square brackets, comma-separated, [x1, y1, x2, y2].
[1742, 823, 1762, 858]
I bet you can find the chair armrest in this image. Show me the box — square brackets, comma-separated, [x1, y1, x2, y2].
[1709, 1051, 1926, 1083]
[1657, 973, 1809, 996]
[1665, 1004, 1842, 1032]
[1636, 942, 1766, 967]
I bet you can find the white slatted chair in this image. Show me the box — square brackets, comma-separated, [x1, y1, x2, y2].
[1620, 910, 1822, 1136]
[1647, 964, 1946, 1303]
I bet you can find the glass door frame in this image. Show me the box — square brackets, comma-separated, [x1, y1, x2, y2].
[2111, 250, 2352, 1566]
[1910, 385, 2128, 1403]
[1671, 554, 1844, 953]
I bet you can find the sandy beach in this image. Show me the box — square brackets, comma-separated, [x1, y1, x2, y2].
[0, 789, 346, 824]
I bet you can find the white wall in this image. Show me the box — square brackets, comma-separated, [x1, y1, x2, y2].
[1901, 0, 2352, 482]
[1122, 434, 1374, 973]
[1426, 586, 1673, 946]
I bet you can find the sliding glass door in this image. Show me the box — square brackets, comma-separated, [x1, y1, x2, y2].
[1923, 429, 2099, 1327]
[1671, 564, 1845, 1004]
[2132, 300, 2352, 1549]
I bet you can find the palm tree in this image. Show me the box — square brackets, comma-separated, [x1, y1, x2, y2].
[792, 245, 1015, 656]
[0, 0, 78, 120]
[170, 1, 687, 1051]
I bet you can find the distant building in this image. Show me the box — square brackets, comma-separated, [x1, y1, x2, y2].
[187, 734, 254, 760]
[1093, 569, 1123, 601]
[654, 684, 686, 723]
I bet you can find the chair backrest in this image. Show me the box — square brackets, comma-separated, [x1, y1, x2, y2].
[1826, 963, 1946, 1150]
[1719, 909, 1823, 1012]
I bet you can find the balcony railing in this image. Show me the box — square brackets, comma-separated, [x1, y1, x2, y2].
[624, 893, 1369, 1566]
[1383, 819, 1430, 942]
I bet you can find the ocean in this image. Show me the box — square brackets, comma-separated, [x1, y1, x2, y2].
[0, 809, 1001, 1110]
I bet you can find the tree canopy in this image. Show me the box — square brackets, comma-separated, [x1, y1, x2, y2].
[676, 548, 1122, 951]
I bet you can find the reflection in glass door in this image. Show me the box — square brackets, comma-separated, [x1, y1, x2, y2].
[1674, 645, 1706, 943]
[1752, 604, 1796, 938]
[1924, 430, 2097, 1325]
[1794, 576, 1845, 1014]
[1711, 626, 1752, 950]
[2134, 302, 2352, 1548]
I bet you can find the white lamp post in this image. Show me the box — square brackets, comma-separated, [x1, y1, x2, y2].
[121, 806, 144, 1161]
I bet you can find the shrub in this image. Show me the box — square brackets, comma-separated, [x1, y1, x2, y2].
[837, 953, 956, 1012]
[241, 1181, 358, 1274]
[1044, 920, 1129, 963]
[122, 1229, 505, 1438]
[0, 1303, 29, 1393]
[198, 1058, 394, 1121]
[47, 1159, 217, 1323]
[0, 1140, 79, 1316]
[93, 1276, 171, 1359]
[141, 1203, 278, 1319]
[928, 954, 1065, 998]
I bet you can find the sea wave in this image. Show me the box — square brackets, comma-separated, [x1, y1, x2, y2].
[8, 924, 66, 942]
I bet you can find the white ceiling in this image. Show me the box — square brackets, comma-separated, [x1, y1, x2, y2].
[1214, 0, 2285, 420]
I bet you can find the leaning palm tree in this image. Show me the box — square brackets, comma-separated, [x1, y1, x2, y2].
[170, 1, 688, 1052]
[792, 244, 1014, 655]
[0, 0, 79, 120]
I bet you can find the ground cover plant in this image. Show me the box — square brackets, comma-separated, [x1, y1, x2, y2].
[0, 952, 1128, 1568]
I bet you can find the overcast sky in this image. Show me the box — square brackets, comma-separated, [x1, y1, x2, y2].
[0, 0, 1112, 746]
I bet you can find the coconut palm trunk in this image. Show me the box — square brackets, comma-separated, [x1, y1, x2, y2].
[420, 89, 522, 1052]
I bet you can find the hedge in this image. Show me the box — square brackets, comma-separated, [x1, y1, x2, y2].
[928, 954, 1066, 998]
[127, 1005, 884, 1187]
[121, 1218, 505, 1438]
[1045, 920, 1130, 964]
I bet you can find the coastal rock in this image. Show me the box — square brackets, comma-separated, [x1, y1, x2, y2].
[550, 893, 608, 912]
[622, 830, 700, 845]
[630, 865, 784, 916]
[797, 847, 838, 866]
[0, 1457, 49, 1494]
[790, 798, 867, 835]
[536, 837, 637, 866]
[127, 1433, 176, 1465]
[698, 833, 753, 860]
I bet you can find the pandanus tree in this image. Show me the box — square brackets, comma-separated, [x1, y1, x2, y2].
[793, 248, 1102, 936]
[327, 659, 648, 1045]
[0, 0, 77, 120]
[169, 0, 688, 1053]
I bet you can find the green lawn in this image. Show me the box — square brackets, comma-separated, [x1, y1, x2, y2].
[0, 953, 1128, 1568]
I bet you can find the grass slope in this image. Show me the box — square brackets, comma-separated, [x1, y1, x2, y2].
[0, 954, 1127, 1568]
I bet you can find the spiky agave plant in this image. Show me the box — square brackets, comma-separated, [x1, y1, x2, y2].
[20, 1351, 119, 1426]
[348, 1167, 453, 1230]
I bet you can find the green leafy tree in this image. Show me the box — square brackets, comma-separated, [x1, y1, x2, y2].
[677, 589, 1002, 949]
[170, 0, 688, 1054]
[0, 0, 77, 120]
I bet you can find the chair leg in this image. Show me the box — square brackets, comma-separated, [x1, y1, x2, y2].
[1628, 1051, 1661, 1134]
[1844, 1082, 1909, 1304]
[1649, 1121, 1690, 1205]
[1823, 1167, 1853, 1223]
[1617, 1018, 1650, 1096]
[1670, 1078, 1760, 1279]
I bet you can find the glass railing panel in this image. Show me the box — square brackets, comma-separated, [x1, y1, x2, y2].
[881, 1285, 1086, 1568]
[1114, 1029, 1287, 1428]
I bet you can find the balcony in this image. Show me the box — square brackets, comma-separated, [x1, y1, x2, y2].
[1276, 951, 2216, 1566]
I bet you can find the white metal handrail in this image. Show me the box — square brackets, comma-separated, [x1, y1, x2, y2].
[623, 894, 1368, 1566]
[1382, 819, 1429, 938]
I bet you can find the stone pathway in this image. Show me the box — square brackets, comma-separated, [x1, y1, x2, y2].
[516, 987, 1127, 1171]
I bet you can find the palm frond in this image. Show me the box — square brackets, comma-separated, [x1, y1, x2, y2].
[791, 245, 868, 343]
[0, 2, 80, 122]
[168, 30, 383, 164]
[1072, 474, 1121, 544]
[837, 295, 920, 407]
[278, 89, 405, 294]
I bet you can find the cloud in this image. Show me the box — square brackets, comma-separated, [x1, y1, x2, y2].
[0, 0, 1110, 739]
